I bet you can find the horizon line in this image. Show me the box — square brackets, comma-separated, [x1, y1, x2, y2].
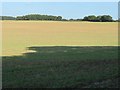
[0, 14, 118, 20]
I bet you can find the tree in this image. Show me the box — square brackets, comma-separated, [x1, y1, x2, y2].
[1, 14, 114, 22]
[100, 15, 113, 22]
[0, 16, 15, 20]
[16, 14, 63, 21]
[16, 16, 24, 20]
[57, 16, 62, 21]
[85, 15, 97, 21]
[96, 16, 102, 22]
[83, 15, 113, 22]
[83, 16, 88, 21]
[61, 19, 68, 21]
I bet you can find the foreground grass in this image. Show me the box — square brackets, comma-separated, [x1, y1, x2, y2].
[2, 46, 119, 88]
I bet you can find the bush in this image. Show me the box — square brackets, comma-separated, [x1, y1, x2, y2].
[83, 15, 113, 22]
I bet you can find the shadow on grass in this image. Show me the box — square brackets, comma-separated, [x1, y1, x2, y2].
[2, 46, 119, 88]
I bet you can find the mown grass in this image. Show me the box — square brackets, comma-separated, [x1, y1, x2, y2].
[2, 46, 119, 88]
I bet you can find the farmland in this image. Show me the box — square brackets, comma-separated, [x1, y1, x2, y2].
[2, 21, 119, 88]
[2, 46, 119, 88]
[2, 21, 118, 56]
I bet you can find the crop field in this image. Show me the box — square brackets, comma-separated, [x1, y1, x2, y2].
[2, 21, 118, 56]
[2, 21, 119, 88]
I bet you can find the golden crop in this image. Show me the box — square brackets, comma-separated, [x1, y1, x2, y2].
[2, 21, 118, 56]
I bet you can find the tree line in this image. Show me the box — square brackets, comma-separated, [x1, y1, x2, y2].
[83, 15, 113, 22]
[0, 16, 16, 20]
[16, 14, 62, 21]
[0, 14, 118, 22]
